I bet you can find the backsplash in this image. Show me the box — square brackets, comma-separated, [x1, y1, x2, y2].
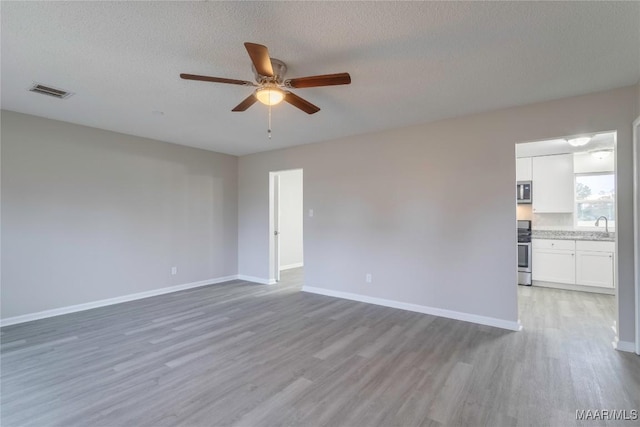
[532, 213, 573, 230]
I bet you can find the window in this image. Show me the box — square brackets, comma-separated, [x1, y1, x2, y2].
[575, 173, 615, 229]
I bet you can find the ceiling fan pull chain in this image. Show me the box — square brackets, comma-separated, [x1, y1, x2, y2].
[268, 103, 272, 139]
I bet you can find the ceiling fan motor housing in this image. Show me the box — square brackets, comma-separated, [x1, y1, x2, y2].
[252, 58, 287, 84]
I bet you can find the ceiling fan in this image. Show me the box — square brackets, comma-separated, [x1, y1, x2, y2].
[180, 42, 351, 115]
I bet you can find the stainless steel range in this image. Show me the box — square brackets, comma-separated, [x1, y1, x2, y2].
[517, 220, 532, 286]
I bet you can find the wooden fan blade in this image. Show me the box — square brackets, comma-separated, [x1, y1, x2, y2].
[231, 94, 258, 112]
[244, 42, 274, 77]
[284, 91, 320, 114]
[180, 74, 255, 86]
[285, 73, 351, 89]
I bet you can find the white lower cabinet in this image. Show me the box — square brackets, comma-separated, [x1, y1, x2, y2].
[575, 241, 615, 288]
[532, 239, 575, 284]
[532, 239, 615, 289]
[532, 248, 575, 284]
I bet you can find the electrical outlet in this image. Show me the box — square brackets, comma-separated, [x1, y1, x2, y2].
[365, 273, 372, 283]
[309, 209, 314, 217]
[171, 267, 177, 275]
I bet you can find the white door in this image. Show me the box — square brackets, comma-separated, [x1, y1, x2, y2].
[273, 174, 281, 282]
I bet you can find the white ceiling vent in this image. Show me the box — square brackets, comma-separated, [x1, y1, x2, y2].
[28, 83, 74, 99]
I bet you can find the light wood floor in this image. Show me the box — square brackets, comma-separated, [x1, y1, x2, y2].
[1, 269, 638, 426]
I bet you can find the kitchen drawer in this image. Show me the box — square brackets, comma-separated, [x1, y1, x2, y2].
[532, 239, 575, 251]
[575, 240, 615, 252]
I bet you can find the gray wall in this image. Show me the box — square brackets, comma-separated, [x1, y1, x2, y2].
[1, 111, 238, 319]
[276, 169, 303, 269]
[238, 86, 637, 340]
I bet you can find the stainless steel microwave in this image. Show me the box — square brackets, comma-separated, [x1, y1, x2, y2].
[517, 181, 532, 204]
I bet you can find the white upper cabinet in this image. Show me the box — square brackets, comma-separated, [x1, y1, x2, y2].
[532, 154, 574, 213]
[516, 157, 532, 181]
[573, 152, 614, 173]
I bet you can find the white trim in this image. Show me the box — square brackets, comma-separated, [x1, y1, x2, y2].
[633, 115, 640, 355]
[532, 280, 615, 295]
[302, 286, 522, 332]
[0, 275, 238, 327]
[237, 275, 276, 285]
[612, 337, 636, 353]
[279, 262, 304, 271]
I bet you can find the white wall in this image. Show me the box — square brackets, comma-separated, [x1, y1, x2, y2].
[238, 86, 637, 340]
[1, 111, 238, 319]
[276, 169, 303, 270]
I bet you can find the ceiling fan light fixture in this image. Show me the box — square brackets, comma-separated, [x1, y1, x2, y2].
[180, 42, 350, 114]
[255, 87, 284, 106]
[567, 136, 591, 147]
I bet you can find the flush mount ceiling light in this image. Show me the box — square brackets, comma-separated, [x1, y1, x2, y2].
[255, 86, 284, 106]
[567, 136, 591, 147]
[590, 149, 613, 159]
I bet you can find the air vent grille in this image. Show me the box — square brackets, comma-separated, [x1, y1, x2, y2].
[29, 83, 73, 99]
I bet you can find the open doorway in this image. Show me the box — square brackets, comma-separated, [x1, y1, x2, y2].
[515, 131, 619, 345]
[269, 169, 303, 283]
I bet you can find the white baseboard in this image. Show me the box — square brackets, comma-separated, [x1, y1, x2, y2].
[612, 338, 636, 353]
[0, 275, 238, 327]
[237, 275, 276, 285]
[279, 262, 304, 271]
[533, 280, 615, 295]
[302, 286, 522, 332]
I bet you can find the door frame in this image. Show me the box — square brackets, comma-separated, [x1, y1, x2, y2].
[268, 171, 281, 284]
[633, 115, 640, 355]
[268, 168, 303, 284]
[273, 173, 281, 282]
[515, 130, 620, 342]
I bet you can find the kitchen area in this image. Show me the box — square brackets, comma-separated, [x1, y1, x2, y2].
[516, 131, 616, 295]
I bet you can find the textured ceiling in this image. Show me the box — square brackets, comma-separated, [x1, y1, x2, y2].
[2, 2, 639, 156]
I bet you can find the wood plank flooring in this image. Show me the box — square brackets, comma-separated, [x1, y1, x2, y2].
[1, 269, 638, 426]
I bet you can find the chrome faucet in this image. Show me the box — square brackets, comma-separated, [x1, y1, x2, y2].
[595, 216, 609, 233]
